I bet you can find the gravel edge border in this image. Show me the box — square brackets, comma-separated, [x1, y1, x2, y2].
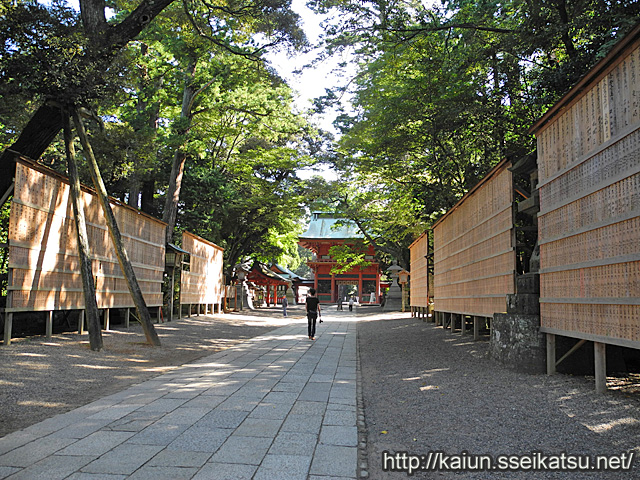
[356, 321, 370, 479]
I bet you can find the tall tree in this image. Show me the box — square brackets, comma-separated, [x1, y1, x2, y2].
[0, 0, 176, 191]
[154, 0, 306, 243]
[308, 0, 640, 260]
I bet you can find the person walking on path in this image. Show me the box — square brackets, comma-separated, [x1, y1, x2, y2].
[349, 296, 354, 312]
[306, 288, 321, 340]
[282, 295, 288, 317]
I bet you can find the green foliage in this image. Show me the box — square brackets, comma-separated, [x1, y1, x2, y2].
[0, 1, 84, 99]
[306, 0, 640, 266]
[291, 244, 313, 278]
[328, 241, 372, 274]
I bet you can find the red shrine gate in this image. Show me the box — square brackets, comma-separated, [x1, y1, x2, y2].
[299, 213, 381, 304]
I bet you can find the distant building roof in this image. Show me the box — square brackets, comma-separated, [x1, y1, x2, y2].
[271, 264, 307, 281]
[248, 261, 290, 285]
[300, 212, 363, 240]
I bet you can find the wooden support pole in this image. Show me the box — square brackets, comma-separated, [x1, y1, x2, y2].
[104, 309, 110, 330]
[73, 109, 160, 347]
[64, 111, 103, 351]
[473, 316, 480, 340]
[124, 308, 130, 329]
[78, 310, 85, 335]
[546, 334, 556, 375]
[555, 338, 586, 369]
[461, 315, 467, 335]
[169, 267, 175, 322]
[0, 182, 13, 206]
[46, 311, 53, 338]
[3, 312, 12, 346]
[157, 306, 162, 323]
[594, 342, 607, 393]
[450, 313, 456, 333]
[188, 304, 191, 317]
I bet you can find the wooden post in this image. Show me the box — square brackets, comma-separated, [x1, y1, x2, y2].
[104, 309, 110, 330]
[473, 316, 480, 340]
[450, 313, 456, 333]
[78, 310, 85, 334]
[73, 109, 160, 346]
[169, 266, 175, 322]
[3, 312, 12, 346]
[157, 306, 162, 323]
[46, 311, 53, 338]
[3, 267, 13, 346]
[124, 308, 130, 328]
[594, 342, 607, 393]
[64, 111, 103, 351]
[188, 304, 191, 317]
[546, 333, 556, 375]
[461, 315, 467, 335]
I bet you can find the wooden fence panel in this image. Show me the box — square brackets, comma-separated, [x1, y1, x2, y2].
[409, 232, 430, 308]
[432, 160, 515, 317]
[180, 231, 224, 307]
[6, 159, 165, 312]
[535, 32, 640, 347]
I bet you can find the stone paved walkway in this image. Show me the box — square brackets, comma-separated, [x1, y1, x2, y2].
[0, 315, 358, 480]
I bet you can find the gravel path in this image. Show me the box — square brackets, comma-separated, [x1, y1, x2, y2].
[358, 315, 640, 479]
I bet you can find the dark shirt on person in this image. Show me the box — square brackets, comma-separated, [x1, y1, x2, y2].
[306, 296, 320, 314]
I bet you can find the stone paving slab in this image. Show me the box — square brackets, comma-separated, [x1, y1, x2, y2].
[0, 317, 358, 479]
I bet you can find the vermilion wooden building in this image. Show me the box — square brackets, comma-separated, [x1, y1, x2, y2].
[299, 213, 381, 304]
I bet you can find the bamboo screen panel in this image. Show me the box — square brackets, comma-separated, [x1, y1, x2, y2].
[433, 162, 515, 317]
[7, 161, 165, 312]
[536, 43, 640, 346]
[180, 231, 224, 306]
[409, 233, 430, 308]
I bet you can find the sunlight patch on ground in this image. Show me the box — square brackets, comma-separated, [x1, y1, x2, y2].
[420, 385, 440, 391]
[0, 380, 24, 387]
[584, 417, 640, 433]
[72, 364, 118, 370]
[143, 366, 178, 373]
[18, 400, 67, 408]
[15, 362, 51, 370]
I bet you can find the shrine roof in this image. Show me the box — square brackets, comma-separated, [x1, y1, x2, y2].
[300, 213, 363, 240]
[271, 263, 307, 281]
[248, 261, 290, 285]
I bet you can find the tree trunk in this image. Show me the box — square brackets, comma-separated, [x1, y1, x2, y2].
[141, 179, 156, 215]
[73, 109, 161, 346]
[0, 0, 176, 196]
[555, 0, 577, 60]
[162, 61, 197, 244]
[162, 149, 188, 244]
[63, 110, 103, 351]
